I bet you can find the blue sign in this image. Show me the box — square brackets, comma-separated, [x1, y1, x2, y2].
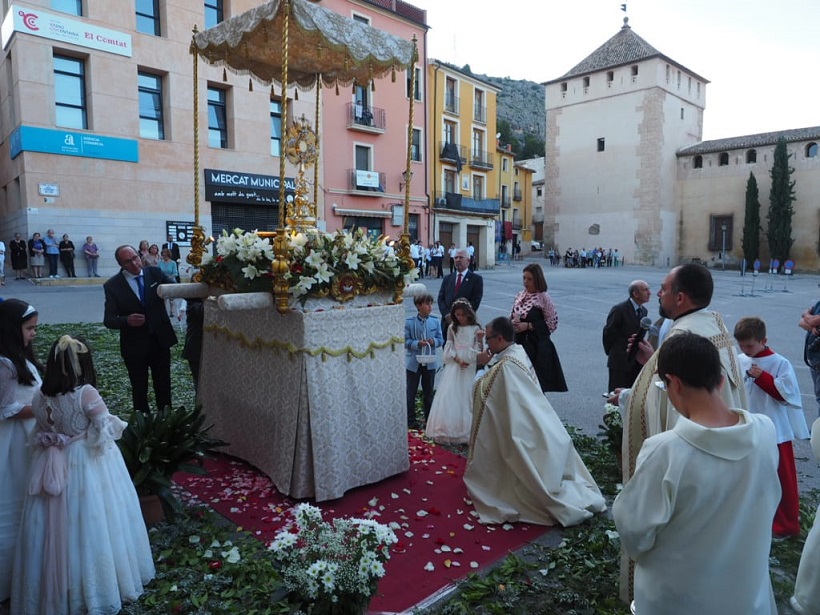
[753, 259, 761, 271]
[10, 125, 138, 162]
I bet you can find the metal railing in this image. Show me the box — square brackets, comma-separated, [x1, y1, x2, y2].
[347, 102, 386, 130]
[347, 169, 386, 193]
[469, 149, 493, 170]
[444, 94, 459, 114]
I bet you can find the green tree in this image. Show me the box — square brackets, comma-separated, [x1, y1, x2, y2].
[741, 172, 761, 264]
[766, 137, 796, 266]
[497, 118, 520, 153]
[520, 133, 546, 160]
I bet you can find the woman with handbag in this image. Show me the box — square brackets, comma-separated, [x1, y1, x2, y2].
[510, 263, 567, 393]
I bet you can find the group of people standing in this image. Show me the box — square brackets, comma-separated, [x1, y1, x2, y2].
[4, 231, 100, 280]
[0, 299, 154, 613]
[404, 250, 603, 531]
[556, 246, 621, 268]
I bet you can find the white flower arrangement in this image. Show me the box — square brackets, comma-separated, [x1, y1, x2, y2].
[200, 228, 417, 302]
[268, 503, 398, 611]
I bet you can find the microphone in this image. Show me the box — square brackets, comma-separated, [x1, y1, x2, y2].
[627, 316, 653, 363]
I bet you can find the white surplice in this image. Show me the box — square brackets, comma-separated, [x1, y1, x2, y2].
[738, 351, 809, 443]
[613, 409, 780, 615]
[792, 418, 820, 614]
[464, 344, 605, 527]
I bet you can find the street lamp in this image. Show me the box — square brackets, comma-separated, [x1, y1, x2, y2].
[721, 223, 727, 271]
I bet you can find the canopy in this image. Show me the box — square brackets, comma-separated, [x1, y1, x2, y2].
[192, 0, 416, 88]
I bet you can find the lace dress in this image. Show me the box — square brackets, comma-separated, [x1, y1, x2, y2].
[0, 357, 40, 601]
[426, 324, 483, 444]
[11, 385, 155, 615]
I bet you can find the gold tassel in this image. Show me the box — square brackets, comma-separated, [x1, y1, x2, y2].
[352, 80, 356, 94]
[335, 81, 339, 95]
[371, 79, 375, 92]
[222, 67, 227, 81]
[271, 83, 276, 98]
[294, 88, 298, 101]
[392, 66, 396, 82]
[248, 78, 253, 92]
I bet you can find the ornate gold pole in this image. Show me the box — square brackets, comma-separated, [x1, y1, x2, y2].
[395, 35, 419, 303]
[187, 27, 207, 277]
[272, 0, 292, 314]
[313, 74, 321, 220]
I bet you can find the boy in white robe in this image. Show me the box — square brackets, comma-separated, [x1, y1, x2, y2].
[791, 417, 820, 614]
[734, 316, 810, 538]
[613, 331, 780, 615]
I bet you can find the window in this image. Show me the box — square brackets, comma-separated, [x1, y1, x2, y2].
[406, 67, 421, 101]
[677, 70, 681, 88]
[204, 0, 223, 28]
[351, 13, 370, 25]
[472, 129, 484, 162]
[718, 152, 729, 166]
[597, 138, 605, 152]
[582, 76, 590, 93]
[697, 82, 701, 98]
[665, 64, 670, 83]
[502, 158, 508, 172]
[631, 65, 638, 81]
[343, 216, 382, 240]
[443, 169, 456, 194]
[560, 82, 567, 98]
[472, 175, 484, 200]
[136, 0, 160, 35]
[54, 55, 87, 129]
[208, 87, 227, 148]
[443, 120, 456, 146]
[270, 100, 282, 157]
[410, 128, 422, 162]
[354, 83, 370, 118]
[708, 215, 733, 252]
[746, 149, 757, 164]
[355, 144, 371, 171]
[536, 187, 543, 197]
[445, 77, 457, 112]
[52, 0, 82, 15]
[807, 142, 818, 158]
[680, 107, 684, 120]
[606, 71, 614, 87]
[138, 71, 164, 139]
[693, 155, 703, 169]
[474, 89, 485, 123]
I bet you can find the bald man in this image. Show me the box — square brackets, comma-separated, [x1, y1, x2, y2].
[602, 279, 651, 391]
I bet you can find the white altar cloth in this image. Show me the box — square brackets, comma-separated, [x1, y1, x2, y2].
[198, 298, 409, 501]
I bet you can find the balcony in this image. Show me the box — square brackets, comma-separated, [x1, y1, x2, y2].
[513, 188, 522, 201]
[469, 149, 493, 170]
[473, 105, 487, 124]
[512, 219, 523, 231]
[347, 169, 386, 194]
[439, 141, 467, 168]
[444, 94, 459, 115]
[501, 195, 511, 208]
[434, 191, 500, 216]
[347, 102, 386, 133]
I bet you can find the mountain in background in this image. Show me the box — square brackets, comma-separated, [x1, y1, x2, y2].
[474, 69, 546, 160]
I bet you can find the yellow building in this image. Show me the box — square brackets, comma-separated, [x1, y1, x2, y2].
[427, 60, 500, 268]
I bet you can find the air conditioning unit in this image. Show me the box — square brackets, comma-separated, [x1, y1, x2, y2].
[436, 198, 447, 206]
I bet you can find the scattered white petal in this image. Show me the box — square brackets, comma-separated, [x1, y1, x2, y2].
[502, 524, 514, 531]
[422, 533, 430, 539]
[440, 545, 452, 552]
[368, 497, 379, 507]
[230, 507, 240, 513]
[538, 568, 550, 577]
[453, 548, 464, 553]
[404, 531, 414, 538]
[470, 562, 479, 569]
[416, 510, 429, 517]
[482, 546, 491, 551]
[456, 509, 464, 515]
[463, 524, 474, 531]
[389, 522, 401, 530]
[434, 549, 441, 554]
[424, 562, 435, 571]
[391, 493, 400, 499]
[451, 561, 461, 567]
[606, 530, 620, 541]
[188, 535, 201, 544]
[403, 489, 412, 495]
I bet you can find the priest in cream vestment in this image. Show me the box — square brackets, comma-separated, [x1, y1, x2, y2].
[615, 264, 747, 603]
[464, 317, 606, 527]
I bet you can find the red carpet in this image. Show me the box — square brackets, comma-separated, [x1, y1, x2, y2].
[174, 433, 549, 613]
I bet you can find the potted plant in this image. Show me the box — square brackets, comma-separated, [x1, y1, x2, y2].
[118, 404, 227, 523]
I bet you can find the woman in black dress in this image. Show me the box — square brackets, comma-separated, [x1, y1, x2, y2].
[59, 233, 76, 278]
[9, 233, 27, 280]
[509, 263, 568, 392]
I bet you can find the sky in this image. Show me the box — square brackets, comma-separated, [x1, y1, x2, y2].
[407, 0, 820, 141]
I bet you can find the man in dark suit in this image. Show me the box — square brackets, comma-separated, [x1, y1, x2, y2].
[162, 234, 181, 263]
[602, 279, 651, 391]
[104, 245, 178, 412]
[438, 248, 483, 336]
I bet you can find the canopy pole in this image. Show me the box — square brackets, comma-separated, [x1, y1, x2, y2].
[396, 34, 419, 303]
[272, 0, 292, 314]
[187, 26, 207, 279]
[313, 73, 321, 220]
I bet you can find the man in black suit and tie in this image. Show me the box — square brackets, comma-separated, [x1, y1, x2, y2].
[602, 279, 651, 391]
[104, 245, 178, 412]
[438, 248, 483, 335]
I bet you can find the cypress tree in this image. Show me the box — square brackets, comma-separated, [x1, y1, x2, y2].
[766, 137, 795, 266]
[741, 172, 761, 264]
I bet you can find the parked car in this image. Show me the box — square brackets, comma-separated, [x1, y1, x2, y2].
[531, 241, 544, 251]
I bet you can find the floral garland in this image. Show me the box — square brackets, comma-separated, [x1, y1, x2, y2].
[200, 228, 418, 303]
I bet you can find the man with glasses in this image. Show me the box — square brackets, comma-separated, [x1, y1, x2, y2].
[602, 279, 651, 391]
[613, 332, 779, 615]
[610, 263, 746, 604]
[464, 317, 605, 527]
[103, 245, 178, 412]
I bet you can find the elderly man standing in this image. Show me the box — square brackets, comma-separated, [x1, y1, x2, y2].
[612, 263, 746, 604]
[602, 279, 651, 391]
[464, 317, 605, 527]
[438, 248, 483, 336]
